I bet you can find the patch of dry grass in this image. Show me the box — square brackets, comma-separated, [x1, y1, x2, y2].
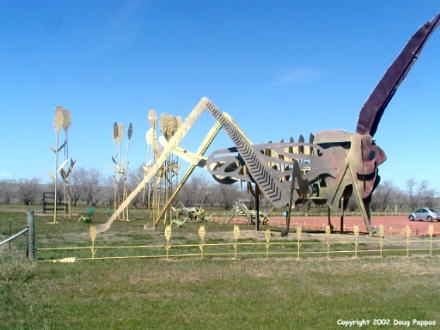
[2, 207, 440, 328]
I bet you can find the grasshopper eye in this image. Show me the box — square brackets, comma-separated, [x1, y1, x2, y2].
[368, 150, 375, 161]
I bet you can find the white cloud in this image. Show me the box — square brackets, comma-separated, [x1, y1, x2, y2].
[89, 0, 152, 56]
[276, 68, 327, 85]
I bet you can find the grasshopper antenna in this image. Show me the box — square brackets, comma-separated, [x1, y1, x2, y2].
[356, 13, 440, 137]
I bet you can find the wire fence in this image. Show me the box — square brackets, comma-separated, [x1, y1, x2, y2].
[0, 210, 35, 259]
[36, 224, 440, 263]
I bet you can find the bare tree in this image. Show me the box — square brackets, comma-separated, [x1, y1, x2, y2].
[215, 183, 241, 210]
[83, 168, 103, 206]
[406, 179, 436, 210]
[0, 179, 15, 204]
[68, 167, 87, 206]
[101, 175, 116, 207]
[406, 179, 417, 210]
[127, 165, 146, 207]
[416, 180, 436, 208]
[17, 178, 41, 205]
[179, 174, 210, 206]
[371, 180, 397, 211]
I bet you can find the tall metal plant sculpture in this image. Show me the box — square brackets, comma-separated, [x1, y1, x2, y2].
[144, 110, 159, 225]
[144, 110, 182, 227]
[111, 122, 122, 217]
[124, 123, 133, 221]
[91, 13, 439, 238]
[159, 113, 181, 224]
[59, 109, 76, 217]
[48, 106, 75, 223]
[111, 122, 132, 221]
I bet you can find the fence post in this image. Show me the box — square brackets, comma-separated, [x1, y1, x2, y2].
[27, 209, 35, 260]
[405, 225, 411, 257]
[9, 220, 12, 250]
[428, 225, 434, 257]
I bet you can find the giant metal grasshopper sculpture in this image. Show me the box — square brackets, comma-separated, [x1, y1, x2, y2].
[204, 13, 440, 235]
[93, 13, 439, 237]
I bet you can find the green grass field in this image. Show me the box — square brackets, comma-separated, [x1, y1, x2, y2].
[1, 206, 439, 329]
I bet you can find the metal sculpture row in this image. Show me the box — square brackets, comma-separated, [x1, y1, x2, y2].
[92, 13, 439, 238]
[49, 223, 438, 263]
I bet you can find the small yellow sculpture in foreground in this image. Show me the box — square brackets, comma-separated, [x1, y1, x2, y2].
[428, 224, 434, 257]
[264, 228, 271, 259]
[405, 225, 411, 257]
[325, 225, 331, 259]
[164, 225, 172, 260]
[198, 225, 206, 259]
[353, 225, 359, 258]
[233, 225, 240, 260]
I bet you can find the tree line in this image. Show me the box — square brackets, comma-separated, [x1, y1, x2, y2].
[0, 166, 438, 212]
[0, 167, 243, 210]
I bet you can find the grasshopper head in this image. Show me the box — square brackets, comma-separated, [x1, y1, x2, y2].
[348, 133, 386, 198]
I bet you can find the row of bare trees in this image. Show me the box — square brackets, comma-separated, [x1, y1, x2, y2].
[0, 178, 41, 205]
[0, 167, 244, 209]
[0, 168, 108, 207]
[0, 168, 438, 212]
[369, 179, 437, 212]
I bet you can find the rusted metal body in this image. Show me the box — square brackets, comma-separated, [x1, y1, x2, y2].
[204, 13, 440, 235]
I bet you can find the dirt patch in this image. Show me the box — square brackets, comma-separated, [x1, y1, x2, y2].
[213, 215, 440, 236]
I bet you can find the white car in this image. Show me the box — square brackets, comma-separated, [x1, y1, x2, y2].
[408, 208, 440, 222]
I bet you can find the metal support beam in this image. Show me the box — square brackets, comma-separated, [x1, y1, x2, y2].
[282, 169, 296, 236]
[348, 165, 378, 235]
[0, 228, 28, 247]
[327, 207, 332, 232]
[340, 197, 344, 234]
[153, 122, 222, 224]
[0, 210, 34, 259]
[255, 184, 260, 231]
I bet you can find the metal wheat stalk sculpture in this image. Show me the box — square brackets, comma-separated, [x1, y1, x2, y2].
[62, 109, 70, 216]
[111, 122, 132, 221]
[142, 110, 183, 228]
[145, 109, 164, 227]
[123, 123, 133, 221]
[59, 109, 76, 217]
[48, 106, 75, 223]
[52, 107, 63, 223]
[158, 113, 181, 224]
[112, 123, 119, 216]
[112, 122, 124, 219]
[144, 109, 158, 227]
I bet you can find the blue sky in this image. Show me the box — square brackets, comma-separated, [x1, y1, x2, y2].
[0, 0, 439, 192]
